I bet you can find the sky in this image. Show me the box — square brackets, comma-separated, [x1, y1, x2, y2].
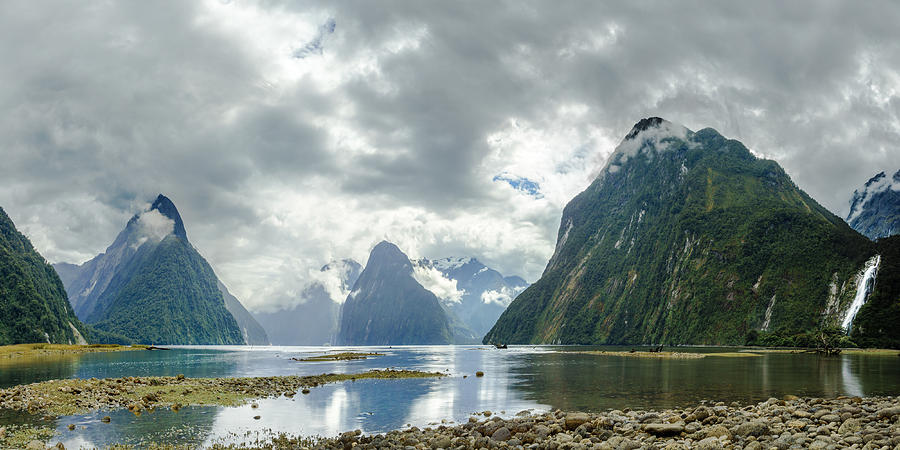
[1, 1, 898, 312]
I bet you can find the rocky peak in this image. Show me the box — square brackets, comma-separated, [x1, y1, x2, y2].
[624, 117, 668, 140]
[149, 194, 187, 240]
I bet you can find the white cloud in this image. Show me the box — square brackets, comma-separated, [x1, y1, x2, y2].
[412, 264, 465, 304]
[131, 210, 175, 249]
[480, 285, 526, 307]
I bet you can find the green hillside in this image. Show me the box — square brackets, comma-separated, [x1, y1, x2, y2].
[485, 118, 875, 345]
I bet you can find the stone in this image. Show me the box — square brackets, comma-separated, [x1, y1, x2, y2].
[430, 436, 451, 448]
[695, 437, 724, 450]
[556, 433, 574, 443]
[820, 414, 841, 423]
[490, 427, 510, 441]
[877, 407, 900, 419]
[704, 425, 730, 439]
[566, 412, 590, 430]
[644, 423, 684, 436]
[100, 416, 111, 423]
[735, 420, 769, 437]
[839, 418, 862, 434]
[25, 440, 45, 450]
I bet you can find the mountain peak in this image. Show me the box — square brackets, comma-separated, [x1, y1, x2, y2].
[624, 117, 668, 140]
[149, 194, 187, 240]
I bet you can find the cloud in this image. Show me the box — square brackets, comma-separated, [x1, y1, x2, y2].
[412, 264, 465, 304]
[307, 259, 357, 304]
[131, 209, 175, 249]
[0, 1, 898, 311]
[480, 285, 526, 307]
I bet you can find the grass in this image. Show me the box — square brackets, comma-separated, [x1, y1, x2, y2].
[0, 369, 445, 416]
[292, 352, 384, 362]
[0, 344, 148, 364]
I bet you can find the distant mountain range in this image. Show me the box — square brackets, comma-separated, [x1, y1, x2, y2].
[0, 206, 88, 345]
[337, 241, 452, 345]
[54, 195, 266, 345]
[486, 118, 883, 346]
[254, 259, 362, 345]
[847, 170, 900, 240]
[413, 257, 527, 340]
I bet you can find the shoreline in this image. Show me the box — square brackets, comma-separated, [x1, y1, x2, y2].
[241, 395, 900, 449]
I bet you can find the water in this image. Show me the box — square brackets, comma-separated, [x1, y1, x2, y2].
[2, 345, 900, 448]
[842, 254, 881, 331]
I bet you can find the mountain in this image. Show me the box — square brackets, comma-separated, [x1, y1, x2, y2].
[218, 280, 269, 345]
[414, 257, 528, 339]
[847, 170, 900, 240]
[0, 206, 89, 345]
[485, 118, 876, 345]
[850, 235, 900, 348]
[337, 241, 452, 345]
[254, 259, 362, 345]
[53, 195, 246, 345]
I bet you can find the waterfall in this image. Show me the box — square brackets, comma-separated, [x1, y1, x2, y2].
[841, 255, 881, 332]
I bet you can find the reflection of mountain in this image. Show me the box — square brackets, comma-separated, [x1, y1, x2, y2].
[253, 260, 361, 345]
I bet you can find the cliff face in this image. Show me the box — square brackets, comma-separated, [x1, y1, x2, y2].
[337, 242, 451, 345]
[486, 118, 874, 345]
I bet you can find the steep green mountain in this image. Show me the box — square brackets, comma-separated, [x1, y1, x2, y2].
[847, 170, 900, 240]
[485, 118, 875, 345]
[850, 235, 900, 348]
[337, 241, 452, 345]
[0, 206, 88, 345]
[54, 195, 245, 345]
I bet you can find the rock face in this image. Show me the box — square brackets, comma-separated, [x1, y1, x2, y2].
[54, 195, 246, 345]
[337, 241, 452, 345]
[218, 280, 269, 345]
[0, 206, 88, 345]
[414, 257, 528, 341]
[485, 118, 875, 345]
[847, 170, 900, 240]
[254, 259, 362, 345]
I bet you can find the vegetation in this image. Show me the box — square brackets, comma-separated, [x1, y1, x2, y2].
[852, 235, 900, 349]
[0, 343, 145, 360]
[294, 352, 384, 362]
[90, 235, 245, 345]
[0, 207, 89, 345]
[338, 241, 452, 345]
[486, 123, 875, 345]
[0, 369, 446, 416]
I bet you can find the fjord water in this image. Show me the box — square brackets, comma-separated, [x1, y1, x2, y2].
[2, 346, 900, 448]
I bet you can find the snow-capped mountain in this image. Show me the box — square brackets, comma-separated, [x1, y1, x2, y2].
[414, 256, 528, 339]
[847, 170, 900, 240]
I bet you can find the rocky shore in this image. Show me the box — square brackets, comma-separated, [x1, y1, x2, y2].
[265, 395, 900, 450]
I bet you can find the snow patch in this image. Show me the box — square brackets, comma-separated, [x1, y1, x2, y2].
[430, 257, 473, 272]
[847, 170, 900, 223]
[602, 119, 690, 174]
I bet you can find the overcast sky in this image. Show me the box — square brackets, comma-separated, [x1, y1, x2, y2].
[1, 1, 898, 311]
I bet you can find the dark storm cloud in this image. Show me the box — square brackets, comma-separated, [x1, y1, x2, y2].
[1, 0, 898, 308]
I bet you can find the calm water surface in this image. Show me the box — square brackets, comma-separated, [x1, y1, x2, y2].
[2, 345, 899, 448]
